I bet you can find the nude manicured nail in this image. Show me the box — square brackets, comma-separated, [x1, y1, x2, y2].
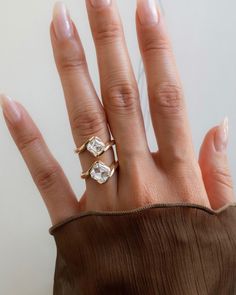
[137, 0, 159, 25]
[0, 94, 21, 124]
[53, 2, 73, 40]
[90, 0, 111, 7]
[214, 117, 229, 152]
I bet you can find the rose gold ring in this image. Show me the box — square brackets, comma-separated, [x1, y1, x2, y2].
[81, 160, 119, 184]
[75, 136, 115, 157]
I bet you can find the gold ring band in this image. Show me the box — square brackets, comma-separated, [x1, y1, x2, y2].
[75, 136, 115, 157]
[81, 160, 119, 184]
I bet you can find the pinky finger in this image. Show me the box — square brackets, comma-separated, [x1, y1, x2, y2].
[0, 94, 79, 225]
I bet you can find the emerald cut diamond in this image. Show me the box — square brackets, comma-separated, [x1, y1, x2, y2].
[86, 137, 106, 157]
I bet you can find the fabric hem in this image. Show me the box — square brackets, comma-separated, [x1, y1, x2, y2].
[49, 201, 236, 235]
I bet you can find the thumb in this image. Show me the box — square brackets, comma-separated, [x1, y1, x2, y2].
[199, 118, 234, 209]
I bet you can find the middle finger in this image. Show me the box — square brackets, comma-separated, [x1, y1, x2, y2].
[85, 0, 150, 163]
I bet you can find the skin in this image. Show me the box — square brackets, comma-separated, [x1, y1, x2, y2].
[1, 0, 235, 225]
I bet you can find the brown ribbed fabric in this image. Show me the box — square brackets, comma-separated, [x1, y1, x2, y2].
[50, 202, 236, 295]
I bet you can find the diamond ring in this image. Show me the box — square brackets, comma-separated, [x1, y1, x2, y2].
[75, 136, 115, 157]
[81, 160, 119, 184]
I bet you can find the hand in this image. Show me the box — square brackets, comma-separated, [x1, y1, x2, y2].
[0, 0, 234, 225]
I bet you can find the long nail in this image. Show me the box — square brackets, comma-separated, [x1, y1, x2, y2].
[137, 0, 159, 25]
[90, 0, 111, 8]
[214, 117, 229, 152]
[53, 2, 73, 40]
[0, 94, 21, 124]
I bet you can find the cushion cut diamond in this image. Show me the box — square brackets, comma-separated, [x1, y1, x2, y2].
[86, 137, 106, 157]
[90, 161, 111, 184]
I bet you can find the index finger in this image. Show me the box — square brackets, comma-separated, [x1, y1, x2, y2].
[136, 0, 196, 168]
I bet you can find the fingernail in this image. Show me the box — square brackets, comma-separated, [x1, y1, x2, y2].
[53, 2, 73, 40]
[214, 117, 229, 152]
[137, 0, 159, 25]
[90, 0, 111, 7]
[0, 94, 21, 124]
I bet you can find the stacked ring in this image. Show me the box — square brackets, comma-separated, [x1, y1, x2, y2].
[75, 136, 118, 184]
[75, 136, 115, 157]
[81, 160, 119, 184]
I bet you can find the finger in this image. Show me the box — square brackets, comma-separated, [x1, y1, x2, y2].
[199, 118, 235, 209]
[85, 0, 150, 162]
[136, 0, 195, 167]
[0, 95, 79, 225]
[51, 2, 117, 209]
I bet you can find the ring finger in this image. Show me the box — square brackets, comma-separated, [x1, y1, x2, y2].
[51, 2, 117, 210]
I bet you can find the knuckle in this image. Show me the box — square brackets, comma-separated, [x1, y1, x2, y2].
[93, 23, 122, 44]
[104, 84, 140, 115]
[153, 83, 184, 116]
[208, 167, 234, 189]
[143, 36, 171, 56]
[71, 108, 106, 138]
[36, 165, 62, 191]
[18, 135, 41, 153]
[167, 153, 191, 168]
[167, 160, 199, 177]
[58, 42, 87, 74]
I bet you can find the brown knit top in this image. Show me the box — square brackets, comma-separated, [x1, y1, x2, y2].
[50, 202, 236, 295]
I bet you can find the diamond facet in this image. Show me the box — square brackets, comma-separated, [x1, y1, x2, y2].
[86, 137, 106, 157]
[90, 161, 111, 184]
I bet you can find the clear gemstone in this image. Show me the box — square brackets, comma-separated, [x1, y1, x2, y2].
[86, 137, 106, 157]
[90, 161, 111, 184]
